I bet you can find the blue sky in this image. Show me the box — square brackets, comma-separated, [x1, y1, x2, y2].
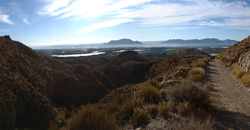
[0, 0, 250, 46]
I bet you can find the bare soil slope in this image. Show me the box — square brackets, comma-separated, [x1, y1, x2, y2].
[205, 60, 250, 129]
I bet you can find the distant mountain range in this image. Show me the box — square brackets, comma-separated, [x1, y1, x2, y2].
[162, 38, 238, 44]
[106, 38, 143, 45]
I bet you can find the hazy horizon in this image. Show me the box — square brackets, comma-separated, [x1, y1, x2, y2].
[1, 0, 250, 46]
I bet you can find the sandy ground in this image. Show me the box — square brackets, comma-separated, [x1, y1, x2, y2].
[205, 59, 250, 130]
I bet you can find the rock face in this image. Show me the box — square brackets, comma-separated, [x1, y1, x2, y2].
[239, 51, 250, 72]
[217, 36, 250, 72]
[0, 36, 113, 129]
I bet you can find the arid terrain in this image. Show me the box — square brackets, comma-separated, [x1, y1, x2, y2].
[1, 35, 250, 130]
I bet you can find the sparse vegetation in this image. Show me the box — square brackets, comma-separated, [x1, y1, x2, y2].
[133, 108, 150, 125]
[174, 114, 215, 130]
[158, 101, 173, 116]
[138, 83, 160, 103]
[192, 61, 206, 68]
[68, 105, 118, 130]
[121, 98, 134, 116]
[241, 73, 250, 87]
[189, 67, 206, 82]
[168, 80, 212, 112]
[144, 104, 158, 115]
[231, 63, 250, 87]
[177, 101, 192, 116]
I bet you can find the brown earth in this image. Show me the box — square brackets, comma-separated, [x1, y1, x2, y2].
[205, 59, 250, 130]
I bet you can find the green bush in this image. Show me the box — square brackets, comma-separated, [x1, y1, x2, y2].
[133, 108, 150, 125]
[68, 104, 118, 130]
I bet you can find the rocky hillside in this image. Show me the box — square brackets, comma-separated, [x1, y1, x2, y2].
[217, 36, 250, 72]
[102, 51, 152, 87]
[0, 36, 113, 129]
[148, 48, 211, 79]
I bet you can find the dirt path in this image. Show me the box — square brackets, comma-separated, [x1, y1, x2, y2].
[205, 59, 250, 130]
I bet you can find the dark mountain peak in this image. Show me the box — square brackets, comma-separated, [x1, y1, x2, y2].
[1, 35, 11, 40]
[162, 38, 238, 44]
[107, 38, 143, 45]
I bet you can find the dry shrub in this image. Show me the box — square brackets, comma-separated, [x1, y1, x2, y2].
[133, 108, 150, 125]
[200, 57, 211, 64]
[144, 104, 157, 115]
[231, 63, 245, 78]
[48, 121, 60, 130]
[241, 73, 250, 87]
[158, 101, 174, 116]
[189, 67, 205, 82]
[160, 89, 168, 98]
[148, 79, 161, 89]
[192, 74, 204, 82]
[68, 104, 118, 130]
[219, 57, 232, 67]
[138, 84, 160, 103]
[177, 101, 192, 116]
[174, 114, 216, 130]
[134, 97, 145, 108]
[167, 80, 212, 111]
[121, 98, 134, 116]
[192, 61, 206, 68]
[189, 67, 205, 76]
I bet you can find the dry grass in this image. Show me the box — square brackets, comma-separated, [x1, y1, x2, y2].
[167, 80, 212, 112]
[133, 108, 150, 125]
[177, 101, 192, 116]
[230, 63, 250, 87]
[241, 73, 250, 87]
[174, 114, 216, 130]
[48, 121, 60, 130]
[68, 104, 118, 130]
[121, 98, 134, 116]
[189, 67, 205, 82]
[138, 84, 160, 103]
[158, 101, 174, 116]
[144, 104, 157, 115]
[192, 61, 206, 68]
[189, 67, 205, 76]
[231, 63, 245, 78]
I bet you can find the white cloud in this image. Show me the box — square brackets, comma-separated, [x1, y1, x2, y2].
[173, 27, 203, 30]
[39, 0, 153, 18]
[75, 19, 134, 34]
[38, 0, 72, 15]
[38, 0, 250, 31]
[23, 18, 30, 25]
[0, 15, 14, 25]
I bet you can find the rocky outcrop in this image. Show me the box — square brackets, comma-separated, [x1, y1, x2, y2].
[217, 36, 250, 72]
[239, 51, 250, 72]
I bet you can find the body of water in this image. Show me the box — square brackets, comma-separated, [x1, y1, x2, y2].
[51, 51, 105, 58]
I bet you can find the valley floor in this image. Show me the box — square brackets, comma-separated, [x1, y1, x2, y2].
[206, 60, 250, 130]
